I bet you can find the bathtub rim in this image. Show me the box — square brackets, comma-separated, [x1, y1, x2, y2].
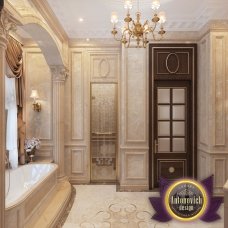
[5, 163, 58, 210]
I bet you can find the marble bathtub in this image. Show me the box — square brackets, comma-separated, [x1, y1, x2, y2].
[5, 163, 58, 228]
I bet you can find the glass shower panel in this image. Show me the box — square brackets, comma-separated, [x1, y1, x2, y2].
[91, 83, 117, 182]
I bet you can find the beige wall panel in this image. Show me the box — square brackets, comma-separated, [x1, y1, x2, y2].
[119, 47, 148, 190]
[71, 149, 84, 174]
[36, 147, 53, 158]
[124, 48, 148, 144]
[198, 36, 210, 147]
[24, 49, 53, 158]
[71, 51, 84, 140]
[125, 151, 147, 180]
[25, 50, 52, 140]
[213, 157, 227, 193]
[65, 48, 90, 183]
[198, 32, 228, 195]
[65, 147, 90, 183]
[212, 34, 226, 146]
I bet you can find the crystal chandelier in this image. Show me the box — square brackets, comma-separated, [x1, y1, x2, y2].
[111, 0, 166, 48]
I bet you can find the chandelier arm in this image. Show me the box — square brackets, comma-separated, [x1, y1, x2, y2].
[113, 33, 122, 42]
[144, 27, 151, 34]
[127, 34, 131, 48]
[151, 31, 163, 41]
[123, 28, 131, 35]
[126, 21, 130, 30]
[143, 20, 149, 28]
[151, 22, 157, 33]
[143, 34, 148, 48]
[152, 31, 156, 41]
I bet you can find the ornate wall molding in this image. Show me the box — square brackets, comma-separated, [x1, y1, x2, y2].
[0, 9, 19, 46]
[50, 65, 69, 82]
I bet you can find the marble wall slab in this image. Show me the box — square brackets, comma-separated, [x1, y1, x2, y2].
[24, 47, 53, 158]
[119, 47, 149, 191]
[198, 31, 228, 195]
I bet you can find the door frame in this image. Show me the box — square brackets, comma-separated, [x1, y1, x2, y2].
[149, 43, 197, 189]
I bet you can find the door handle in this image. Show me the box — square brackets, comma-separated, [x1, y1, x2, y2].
[155, 139, 159, 154]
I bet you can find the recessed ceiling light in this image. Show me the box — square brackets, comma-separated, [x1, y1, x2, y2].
[78, 18, 84, 22]
[86, 38, 90, 42]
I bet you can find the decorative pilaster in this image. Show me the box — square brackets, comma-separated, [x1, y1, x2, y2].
[0, 9, 18, 228]
[51, 65, 69, 180]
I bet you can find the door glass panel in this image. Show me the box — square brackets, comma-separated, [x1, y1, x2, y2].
[173, 105, 185, 120]
[91, 83, 117, 182]
[158, 138, 170, 152]
[173, 138, 185, 152]
[158, 88, 170, 103]
[158, 121, 170, 136]
[173, 89, 185, 103]
[158, 105, 170, 120]
[173, 122, 185, 136]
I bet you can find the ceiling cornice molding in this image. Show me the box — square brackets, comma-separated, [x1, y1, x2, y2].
[199, 19, 228, 39]
[158, 31, 199, 42]
[69, 32, 200, 47]
[30, 0, 68, 43]
[69, 38, 121, 48]
[4, 1, 23, 23]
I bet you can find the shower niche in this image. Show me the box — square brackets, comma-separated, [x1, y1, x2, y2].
[91, 83, 117, 182]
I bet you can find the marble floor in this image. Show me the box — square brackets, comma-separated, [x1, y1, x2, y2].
[63, 185, 224, 228]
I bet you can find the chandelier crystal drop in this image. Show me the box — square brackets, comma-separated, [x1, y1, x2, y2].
[111, 0, 166, 48]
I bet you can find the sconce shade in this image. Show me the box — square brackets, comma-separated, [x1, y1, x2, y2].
[30, 90, 39, 99]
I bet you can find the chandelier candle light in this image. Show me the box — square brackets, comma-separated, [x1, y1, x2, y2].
[111, 0, 166, 48]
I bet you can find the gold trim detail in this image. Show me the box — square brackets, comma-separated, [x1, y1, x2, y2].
[165, 53, 180, 74]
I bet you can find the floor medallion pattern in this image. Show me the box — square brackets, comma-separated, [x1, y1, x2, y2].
[63, 185, 224, 228]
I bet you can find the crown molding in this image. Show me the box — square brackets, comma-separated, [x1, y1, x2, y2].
[4, 1, 23, 24]
[69, 33, 200, 48]
[30, 0, 68, 43]
[69, 38, 121, 48]
[197, 19, 228, 40]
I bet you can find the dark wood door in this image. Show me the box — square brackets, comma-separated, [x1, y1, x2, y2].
[149, 44, 197, 188]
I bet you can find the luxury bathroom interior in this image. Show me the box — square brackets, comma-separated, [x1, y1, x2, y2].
[1, 0, 228, 227]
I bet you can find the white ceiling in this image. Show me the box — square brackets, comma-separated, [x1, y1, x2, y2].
[45, 0, 228, 39]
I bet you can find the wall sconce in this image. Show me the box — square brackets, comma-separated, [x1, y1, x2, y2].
[30, 90, 41, 112]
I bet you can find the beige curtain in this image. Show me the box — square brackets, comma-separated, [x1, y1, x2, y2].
[5, 36, 26, 164]
[6, 36, 24, 107]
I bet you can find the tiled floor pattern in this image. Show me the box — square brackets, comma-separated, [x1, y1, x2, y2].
[63, 185, 224, 228]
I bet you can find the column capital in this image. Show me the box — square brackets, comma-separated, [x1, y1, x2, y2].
[0, 10, 18, 47]
[50, 65, 69, 82]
